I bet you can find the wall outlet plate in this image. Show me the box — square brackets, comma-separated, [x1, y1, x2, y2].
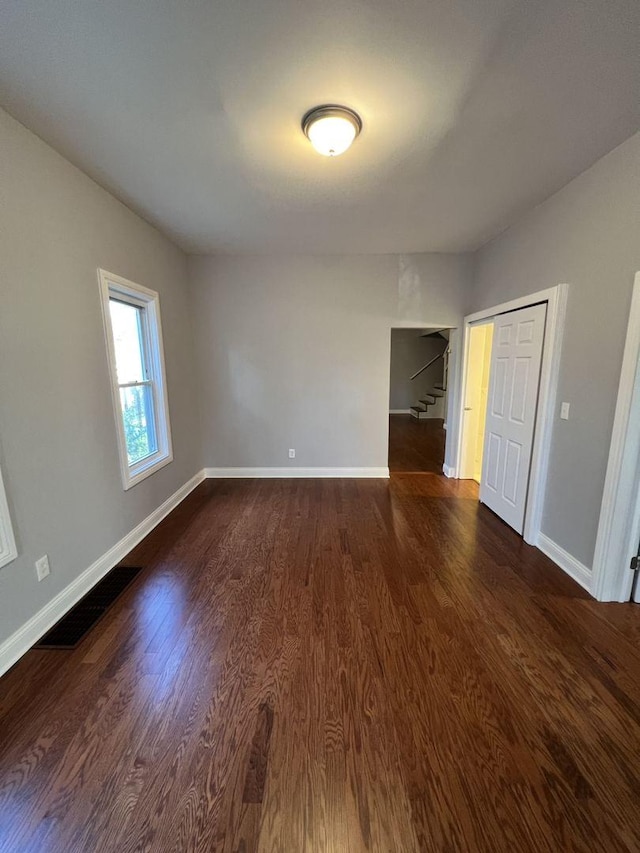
[35, 554, 50, 581]
[560, 402, 570, 420]
[288, 449, 296, 459]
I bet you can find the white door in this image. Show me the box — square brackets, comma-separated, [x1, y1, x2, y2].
[480, 303, 547, 534]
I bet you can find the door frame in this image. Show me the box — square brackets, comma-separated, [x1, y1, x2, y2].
[450, 283, 568, 546]
[591, 272, 640, 601]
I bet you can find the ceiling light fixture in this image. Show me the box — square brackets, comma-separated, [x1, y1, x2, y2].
[302, 105, 362, 157]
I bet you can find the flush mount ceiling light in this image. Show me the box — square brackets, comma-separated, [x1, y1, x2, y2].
[302, 105, 362, 157]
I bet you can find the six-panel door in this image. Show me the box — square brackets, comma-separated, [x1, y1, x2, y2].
[479, 302, 547, 534]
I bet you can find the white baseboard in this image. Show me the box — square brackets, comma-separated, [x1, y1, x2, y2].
[0, 470, 206, 678]
[537, 533, 593, 594]
[443, 465, 456, 478]
[204, 467, 389, 479]
[389, 409, 411, 415]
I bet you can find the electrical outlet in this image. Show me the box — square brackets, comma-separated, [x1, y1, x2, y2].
[288, 448, 296, 459]
[35, 554, 50, 582]
[560, 402, 570, 420]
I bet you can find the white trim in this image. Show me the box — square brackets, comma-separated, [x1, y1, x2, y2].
[537, 533, 593, 594]
[592, 272, 640, 601]
[464, 288, 560, 325]
[0, 464, 17, 569]
[98, 269, 174, 491]
[453, 283, 568, 546]
[443, 464, 456, 478]
[389, 409, 411, 415]
[0, 470, 205, 678]
[204, 467, 389, 479]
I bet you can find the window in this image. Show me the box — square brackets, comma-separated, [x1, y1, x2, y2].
[0, 463, 17, 569]
[99, 270, 173, 490]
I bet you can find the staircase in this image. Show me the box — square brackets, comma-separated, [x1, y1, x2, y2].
[408, 332, 449, 420]
[410, 383, 446, 420]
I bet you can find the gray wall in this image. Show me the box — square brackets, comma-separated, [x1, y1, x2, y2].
[0, 108, 200, 645]
[471, 131, 640, 568]
[189, 253, 471, 470]
[389, 331, 446, 414]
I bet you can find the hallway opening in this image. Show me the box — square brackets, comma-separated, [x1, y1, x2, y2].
[387, 326, 451, 474]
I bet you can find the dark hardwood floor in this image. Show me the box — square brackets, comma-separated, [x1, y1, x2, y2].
[2, 474, 640, 851]
[388, 415, 445, 473]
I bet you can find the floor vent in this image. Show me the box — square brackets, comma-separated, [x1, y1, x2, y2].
[34, 566, 143, 649]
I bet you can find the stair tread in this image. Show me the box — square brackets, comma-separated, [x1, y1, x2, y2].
[410, 406, 427, 418]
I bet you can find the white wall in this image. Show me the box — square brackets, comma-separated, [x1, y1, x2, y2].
[0, 108, 200, 647]
[471, 131, 640, 569]
[189, 253, 471, 470]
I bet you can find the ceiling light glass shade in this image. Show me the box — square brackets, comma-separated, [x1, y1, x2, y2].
[302, 105, 362, 157]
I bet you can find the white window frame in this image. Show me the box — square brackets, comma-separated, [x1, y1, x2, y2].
[98, 269, 173, 490]
[0, 463, 18, 569]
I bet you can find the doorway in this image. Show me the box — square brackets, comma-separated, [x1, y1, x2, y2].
[388, 327, 450, 473]
[453, 284, 568, 544]
[459, 322, 493, 483]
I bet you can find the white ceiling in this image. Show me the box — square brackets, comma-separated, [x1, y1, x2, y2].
[1, 0, 638, 254]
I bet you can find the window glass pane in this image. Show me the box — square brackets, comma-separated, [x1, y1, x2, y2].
[109, 298, 145, 384]
[119, 385, 158, 465]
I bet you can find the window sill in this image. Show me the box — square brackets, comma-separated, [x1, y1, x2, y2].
[122, 451, 173, 491]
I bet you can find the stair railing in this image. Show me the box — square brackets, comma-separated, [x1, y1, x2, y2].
[410, 348, 449, 383]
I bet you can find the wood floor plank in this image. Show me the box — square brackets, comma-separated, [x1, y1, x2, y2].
[2, 428, 640, 850]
